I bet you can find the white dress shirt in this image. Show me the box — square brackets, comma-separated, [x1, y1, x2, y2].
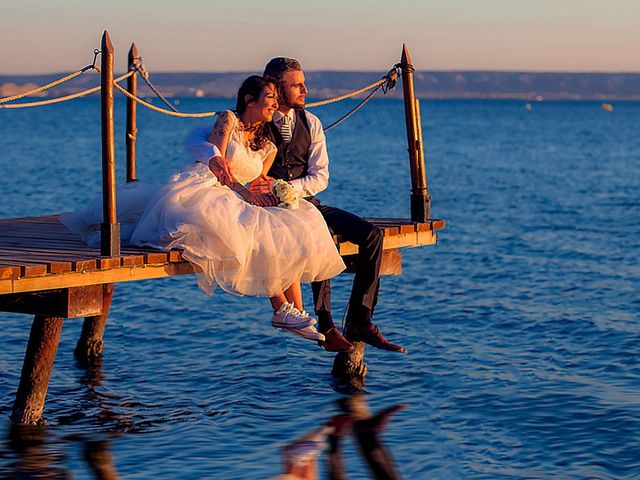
[274, 109, 330, 197]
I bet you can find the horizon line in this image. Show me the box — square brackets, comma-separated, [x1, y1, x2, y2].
[3, 69, 640, 77]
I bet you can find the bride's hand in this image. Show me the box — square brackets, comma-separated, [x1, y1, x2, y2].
[248, 175, 275, 194]
[208, 155, 236, 186]
[240, 190, 278, 207]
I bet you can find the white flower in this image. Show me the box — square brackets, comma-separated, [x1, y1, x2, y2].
[271, 179, 300, 209]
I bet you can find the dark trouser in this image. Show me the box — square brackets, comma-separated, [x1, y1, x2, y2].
[310, 201, 383, 327]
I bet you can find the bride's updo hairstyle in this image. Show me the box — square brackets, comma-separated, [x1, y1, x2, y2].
[235, 75, 274, 151]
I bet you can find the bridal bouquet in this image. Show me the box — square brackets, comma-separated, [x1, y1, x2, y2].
[271, 179, 300, 209]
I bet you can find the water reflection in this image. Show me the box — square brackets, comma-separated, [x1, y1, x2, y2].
[4, 424, 70, 479]
[274, 396, 405, 480]
[2, 354, 404, 479]
[3, 425, 119, 479]
[3, 396, 405, 479]
[1, 357, 124, 479]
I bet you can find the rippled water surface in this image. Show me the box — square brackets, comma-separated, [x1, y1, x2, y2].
[1, 98, 639, 479]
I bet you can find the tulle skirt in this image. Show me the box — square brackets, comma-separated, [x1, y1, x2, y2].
[62, 163, 345, 297]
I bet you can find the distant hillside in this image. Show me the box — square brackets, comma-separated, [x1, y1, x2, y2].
[2, 71, 640, 100]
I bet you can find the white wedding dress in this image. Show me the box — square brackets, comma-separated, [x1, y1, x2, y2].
[63, 111, 345, 297]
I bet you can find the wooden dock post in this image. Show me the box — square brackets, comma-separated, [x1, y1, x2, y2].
[100, 30, 120, 257]
[11, 316, 64, 425]
[75, 283, 115, 365]
[126, 43, 138, 183]
[400, 44, 431, 222]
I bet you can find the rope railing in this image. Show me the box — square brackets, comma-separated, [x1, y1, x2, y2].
[321, 66, 400, 131]
[0, 85, 102, 109]
[0, 65, 96, 104]
[306, 76, 390, 108]
[324, 83, 384, 132]
[0, 53, 398, 126]
[108, 63, 400, 125]
[113, 81, 218, 118]
[133, 63, 179, 112]
[0, 70, 135, 109]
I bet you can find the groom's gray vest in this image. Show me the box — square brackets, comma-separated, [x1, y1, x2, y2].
[266, 109, 311, 182]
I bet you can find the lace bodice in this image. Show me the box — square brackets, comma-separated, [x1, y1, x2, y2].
[224, 111, 276, 185]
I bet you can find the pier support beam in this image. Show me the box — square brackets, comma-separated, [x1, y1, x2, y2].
[75, 283, 115, 365]
[11, 316, 64, 425]
[332, 342, 367, 391]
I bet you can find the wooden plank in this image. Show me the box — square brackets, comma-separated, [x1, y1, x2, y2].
[431, 219, 446, 230]
[0, 243, 150, 271]
[0, 261, 49, 278]
[0, 285, 103, 318]
[22, 265, 48, 278]
[0, 215, 60, 224]
[0, 265, 21, 280]
[0, 243, 127, 268]
[338, 230, 437, 256]
[96, 257, 121, 270]
[1, 261, 195, 295]
[399, 224, 415, 234]
[168, 250, 183, 262]
[72, 259, 98, 273]
[381, 226, 400, 237]
[121, 255, 144, 267]
[0, 253, 72, 274]
[143, 252, 169, 264]
[0, 249, 96, 273]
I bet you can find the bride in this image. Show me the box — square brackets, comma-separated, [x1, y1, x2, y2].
[67, 76, 346, 343]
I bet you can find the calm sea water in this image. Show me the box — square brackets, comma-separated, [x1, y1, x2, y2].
[0, 97, 639, 479]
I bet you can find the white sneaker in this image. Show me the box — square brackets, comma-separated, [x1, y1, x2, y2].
[288, 324, 326, 342]
[272, 302, 316, 330]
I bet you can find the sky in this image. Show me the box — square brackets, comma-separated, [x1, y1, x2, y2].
[1, 0, 639, 75]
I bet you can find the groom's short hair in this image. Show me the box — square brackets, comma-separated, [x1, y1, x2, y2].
[263, 57, 302, 85]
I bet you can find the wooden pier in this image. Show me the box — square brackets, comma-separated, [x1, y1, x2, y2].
[0, 32, 445, 424]
[0, 215, 443, 295]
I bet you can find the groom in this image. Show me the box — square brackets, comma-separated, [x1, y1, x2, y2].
[252, 57, 406, 354]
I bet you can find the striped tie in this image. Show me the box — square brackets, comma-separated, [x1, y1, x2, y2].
[280, 114, 292, 143]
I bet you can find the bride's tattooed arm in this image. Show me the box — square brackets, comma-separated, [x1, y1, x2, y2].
[207, 111, 235, 186]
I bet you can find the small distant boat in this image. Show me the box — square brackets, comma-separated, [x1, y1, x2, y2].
[602, 103, 614, 112]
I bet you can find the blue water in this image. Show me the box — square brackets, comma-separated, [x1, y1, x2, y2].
[1, 97, 639, 479]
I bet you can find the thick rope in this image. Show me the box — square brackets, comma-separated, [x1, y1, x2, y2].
[113, 82, 217, 118]
[0, 70, 135, 109]
[0, 86, 101, 108]
[306, 77, 387, 108]
[0, 65, 95, 104]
